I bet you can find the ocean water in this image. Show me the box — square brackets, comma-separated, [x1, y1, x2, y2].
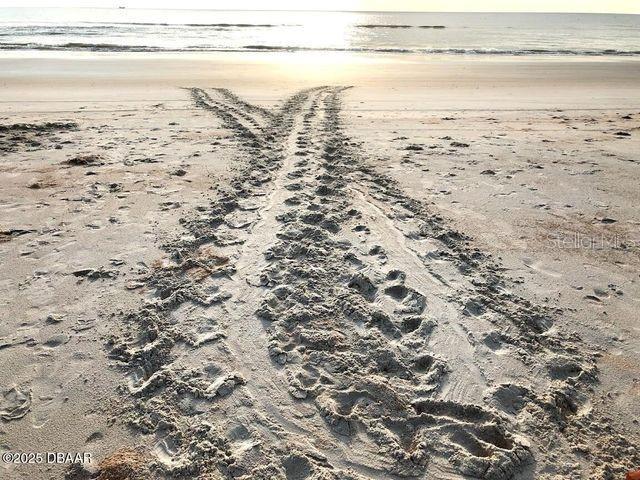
[0, 8, 638, 56]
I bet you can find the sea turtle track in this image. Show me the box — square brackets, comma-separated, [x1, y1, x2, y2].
[252, 87, 531, 479]
[105, 86, 639, 479]
[107, 86, 369, 479]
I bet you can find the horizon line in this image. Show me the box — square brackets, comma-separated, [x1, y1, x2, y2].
[1, 6, 638, 15]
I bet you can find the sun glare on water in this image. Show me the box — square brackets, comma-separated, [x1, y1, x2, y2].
[295, 13, 353, 50]
[263, 12, 364, 79]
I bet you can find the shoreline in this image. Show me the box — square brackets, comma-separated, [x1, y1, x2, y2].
[1, 52, 639, 110]
[3, 49, 640, 60]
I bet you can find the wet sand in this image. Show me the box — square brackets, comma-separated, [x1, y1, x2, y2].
[0, 53, 639, 479]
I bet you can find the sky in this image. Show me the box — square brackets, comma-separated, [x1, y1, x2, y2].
[0, 0, 638, 14]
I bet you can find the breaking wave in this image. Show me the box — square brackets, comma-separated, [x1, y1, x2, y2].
[1, 41, 638, 56]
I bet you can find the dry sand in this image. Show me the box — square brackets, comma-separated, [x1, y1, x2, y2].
[0, 52, 639, 479]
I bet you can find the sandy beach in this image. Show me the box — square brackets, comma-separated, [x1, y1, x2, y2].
[1, 52, 639, 479]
